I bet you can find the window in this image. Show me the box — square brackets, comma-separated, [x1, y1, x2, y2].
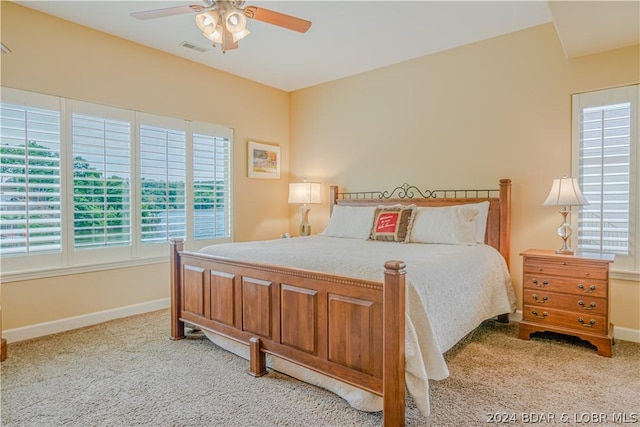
[572, 84, 639, 275]
[0, 87, 233, 277]
[138, 118, 186, 245]
[192, 131, 231, 240]
[72, 106, 132, 249]
[0, 97, 61, 256]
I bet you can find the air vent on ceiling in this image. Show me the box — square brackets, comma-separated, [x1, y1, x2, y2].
[180, 41, 207, 53]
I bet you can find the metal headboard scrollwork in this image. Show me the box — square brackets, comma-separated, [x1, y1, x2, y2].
[335, 182, 500, 201]
[329, 179, 512, 269]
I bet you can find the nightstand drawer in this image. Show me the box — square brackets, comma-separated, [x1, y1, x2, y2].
[522, 306, 607, 334]
[523, 289, 607, 316]
[523, 257, 608, 280]
[523, 274, 607, 298]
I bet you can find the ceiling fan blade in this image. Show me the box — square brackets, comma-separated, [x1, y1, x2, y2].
[131, 4, 204, 20]
[222, 27, 239, 52]
[244, 6, 312, 33]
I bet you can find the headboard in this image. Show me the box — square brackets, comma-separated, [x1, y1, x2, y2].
[329, 179, 512, 269]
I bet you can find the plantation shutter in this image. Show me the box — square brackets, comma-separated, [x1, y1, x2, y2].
[577, 102, 632, 254]
[71, 106, 131, 249]
[192, 132, 231, 240]
[573, 84, 639, 275]
[139, 121, 186, 244]
[1, 87, 234, 276]
[0, 101, 61, 255]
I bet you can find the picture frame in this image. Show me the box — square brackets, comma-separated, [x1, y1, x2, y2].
[247, 141, 280, 179]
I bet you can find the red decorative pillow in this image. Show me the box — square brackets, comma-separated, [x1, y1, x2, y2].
[369, 205, 416, 242]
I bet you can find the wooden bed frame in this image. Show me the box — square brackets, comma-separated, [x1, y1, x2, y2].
[170, 179, 512, 426]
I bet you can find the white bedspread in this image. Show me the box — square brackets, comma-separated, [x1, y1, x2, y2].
[198, 236, 516, 415]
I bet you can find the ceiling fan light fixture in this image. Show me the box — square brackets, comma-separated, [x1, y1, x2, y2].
[225, 11, 247, 33]
[203, 25, 224, 44]
[131, 0, 311, 52]
[231, 28, 251, 43]
[195, 11, 219, 35]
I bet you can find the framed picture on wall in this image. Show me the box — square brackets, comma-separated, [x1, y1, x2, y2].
[248, 141, 280, 179]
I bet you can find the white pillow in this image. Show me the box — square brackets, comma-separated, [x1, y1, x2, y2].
[409, 205, 479, 245]
[468, 201, 490, 243]
[320, 205, 377, 239]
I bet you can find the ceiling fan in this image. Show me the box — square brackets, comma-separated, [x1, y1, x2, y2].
[131, 0, 312, 53]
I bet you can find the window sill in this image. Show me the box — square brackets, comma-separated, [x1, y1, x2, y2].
[0, 257, 167, 283]
[610, 270, 640, 282]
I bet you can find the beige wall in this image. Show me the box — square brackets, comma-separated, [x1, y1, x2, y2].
[2, 264, 169, 328]
[289, 23, 640, 331]
[1, 2, 291, 330]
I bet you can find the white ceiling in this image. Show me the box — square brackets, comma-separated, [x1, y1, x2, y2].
[11, 1, 640, 92]
[548, 0, 640, 58]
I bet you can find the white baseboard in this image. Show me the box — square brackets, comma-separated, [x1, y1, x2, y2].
[614, 326, 640, 343]
[509, 310, 639, 343]
[3, 298, 170, 343]
[509, 311, 523, 322]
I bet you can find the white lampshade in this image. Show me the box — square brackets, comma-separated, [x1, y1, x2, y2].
[195, 11, 219, 36]
[203, 25, 224, 44]
[288, 182, 322, 205]
[543, 177, 589, 207]
[231, 28, 251, 43]
[225, 11, 247, 33]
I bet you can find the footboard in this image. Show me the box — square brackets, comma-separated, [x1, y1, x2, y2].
[170, 239, 406, 426]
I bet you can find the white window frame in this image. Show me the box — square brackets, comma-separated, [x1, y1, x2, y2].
[68, 99, 135, 266]
[190, 121, 233, 248]
[572, 84, 640, 279]
[0, 88, 64, 272]
[136, 112, 187, 259]
[1, 87, 234, 281]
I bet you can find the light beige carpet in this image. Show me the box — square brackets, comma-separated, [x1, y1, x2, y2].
[1, 309, 638, 426]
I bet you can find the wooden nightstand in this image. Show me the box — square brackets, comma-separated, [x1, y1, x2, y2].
[519, 249, 615, 357]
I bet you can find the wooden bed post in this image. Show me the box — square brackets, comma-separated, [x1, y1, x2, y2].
[170, 238, 185, 340]
[383, 260, 406, 427]
[499, 179, 512, 270]
[330, 185, 339, 215]
[248, 337, 268, 377]
[497, 179, 512, 324]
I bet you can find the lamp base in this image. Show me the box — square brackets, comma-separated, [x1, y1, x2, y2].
[555, 209, 575, 256]
[299, 223, 311, 236]
[555, 249, 574, 255]
[299, 205, 311, 236]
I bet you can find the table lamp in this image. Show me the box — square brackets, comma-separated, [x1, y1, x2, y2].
[543, 176, 589, 255]
[288, 180, 321, 236]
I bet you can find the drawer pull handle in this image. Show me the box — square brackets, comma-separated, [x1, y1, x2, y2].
[532, 294, 548, 304]
[578, 300, 596, 310]
[578, 317, 596, 327]
[561, 262, 566, 265]
[532, 310, 548, 319]
[531, 279, 548, 287]
[578, 284, 596, 293]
